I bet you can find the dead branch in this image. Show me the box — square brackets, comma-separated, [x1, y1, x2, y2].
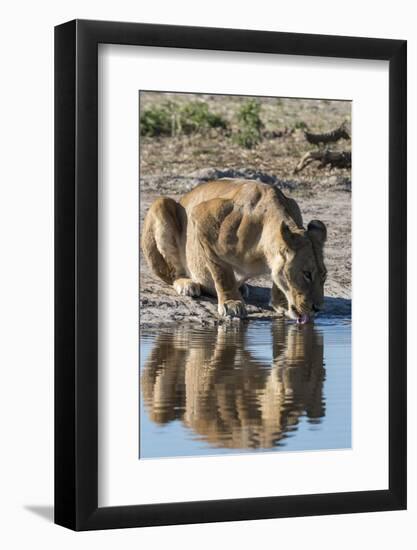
[294, 150, 351, 174]
[303, 122, 350, 145]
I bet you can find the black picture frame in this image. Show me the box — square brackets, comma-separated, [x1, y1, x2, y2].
[55, 19, 407, 531]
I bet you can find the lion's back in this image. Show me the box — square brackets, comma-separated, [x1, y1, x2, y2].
[180, 178, 282, 214]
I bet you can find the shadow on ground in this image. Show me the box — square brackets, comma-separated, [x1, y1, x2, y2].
[245, 285, 351, 318]
[24, 505, 54, 523]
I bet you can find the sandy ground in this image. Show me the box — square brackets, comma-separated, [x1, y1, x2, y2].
[139, 95, 351, 327]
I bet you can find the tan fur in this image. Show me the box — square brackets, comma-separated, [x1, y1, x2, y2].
[141, 179, 327, 320]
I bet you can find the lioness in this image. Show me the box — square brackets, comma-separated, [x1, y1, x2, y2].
[141, 179, 327, 323]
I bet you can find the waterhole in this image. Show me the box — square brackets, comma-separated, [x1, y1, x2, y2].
[140, 318, 351, 458]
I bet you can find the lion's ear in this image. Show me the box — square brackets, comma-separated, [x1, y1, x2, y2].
[280, 221, 303, 249]
[307, 220, 327, 244]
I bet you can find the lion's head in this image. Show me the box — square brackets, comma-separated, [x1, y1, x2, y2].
[273, 219, 327, 323]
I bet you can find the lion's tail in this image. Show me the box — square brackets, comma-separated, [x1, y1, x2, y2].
[141, 197, 185, 285]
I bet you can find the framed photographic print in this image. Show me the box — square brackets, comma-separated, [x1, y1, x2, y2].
[55, 19, 407, 530]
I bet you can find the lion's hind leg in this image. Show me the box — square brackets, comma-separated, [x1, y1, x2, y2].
[141, 197, 201, 297]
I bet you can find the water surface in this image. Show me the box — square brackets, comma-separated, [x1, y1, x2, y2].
[140, 319, 351, 458]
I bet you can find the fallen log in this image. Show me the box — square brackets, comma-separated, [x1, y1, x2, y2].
[294, 150, 351, 174]
[303, 122, 350, 145]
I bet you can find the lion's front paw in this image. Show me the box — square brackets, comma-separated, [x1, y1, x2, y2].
[218, 300, 247, 319]
[173, 278, 201, 298]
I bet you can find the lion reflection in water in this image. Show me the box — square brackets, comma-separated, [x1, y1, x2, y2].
[141, 321, 325, 450]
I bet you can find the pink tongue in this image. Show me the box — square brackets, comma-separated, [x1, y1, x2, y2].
[297, 314, 310, 325]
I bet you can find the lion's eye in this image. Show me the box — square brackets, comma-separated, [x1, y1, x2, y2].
[303, 271, 312, 282]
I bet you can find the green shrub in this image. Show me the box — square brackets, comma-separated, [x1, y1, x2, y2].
[178, 102, 227, 134]
[233, 99, 263, 149]
[140, 101, 227, 137]
[140, 104, 173, 136]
